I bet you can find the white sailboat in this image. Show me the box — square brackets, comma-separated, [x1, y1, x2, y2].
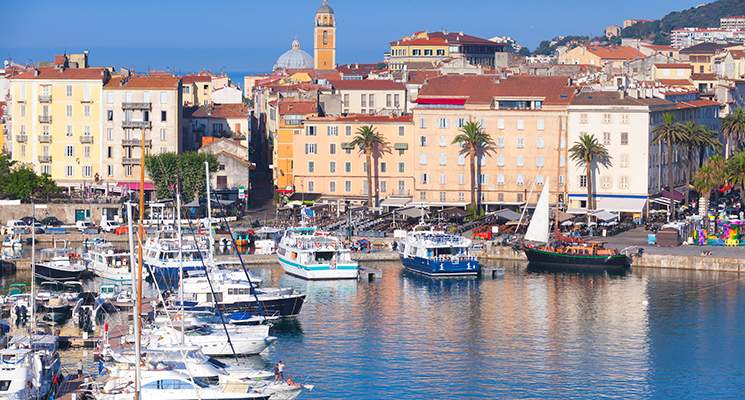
[524, 178, 551, 243]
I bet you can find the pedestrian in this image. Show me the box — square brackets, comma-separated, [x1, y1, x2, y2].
[273, 363, 280, 383]
[77, 358, 84, 378]
[277, 360, 285, 381]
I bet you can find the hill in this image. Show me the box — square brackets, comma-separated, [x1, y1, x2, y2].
[622, 0, 745, 44]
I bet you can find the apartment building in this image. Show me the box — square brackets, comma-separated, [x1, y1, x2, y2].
[330, 79, 407, 115]
[567, 92, 721, 215]
[388, 31, 507, 71]
[273, 99, 318, 189]
[101, 74, 182, 184]
[294, 115, 414, 202]
[411, 74, 575, 209]
[182, 74, 212, 106]
[721, 16, 745, 30]
[8, 66, 107, 187]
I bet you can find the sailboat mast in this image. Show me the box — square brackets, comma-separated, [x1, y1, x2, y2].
[134, 128, 146, 399]
[175, 181, 185, 340]
[126, 203, 137, 290]
[205, 161, 214, 262]
[30, 200, 36, 334]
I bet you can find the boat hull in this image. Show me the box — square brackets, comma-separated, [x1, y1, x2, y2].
[34, 263, 85, 281]
[278, 256, 358, 280]
[400, 256, 480, 277]
[523, 247, 631, 274]
[194, 336, 276, 357]
[148, 263, 204, 289]
[189, 295, 306, 318]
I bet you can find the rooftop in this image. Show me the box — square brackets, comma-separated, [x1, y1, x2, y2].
[181, 74, 212, 84]
[390, 31, 504, 48]
[330, 79, 405, 91]
[191, 103, 248, 119]
[416, 74, 575, 106]
[571, 91, 672, 107]
[105, 74, 180, 90]
[12, 67, 106, 81]
[307, 114, 413, 123]
[278, 99, 317, 115]
[654, 63, 691, 69]
[679, 42, 729, 55]
[691, 72, 718, 81]
[584, 46, 645, 60]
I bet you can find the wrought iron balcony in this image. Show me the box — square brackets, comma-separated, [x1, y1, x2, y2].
[38, 134, 51, 143]
[121, 139, 152, 147]
[122, 120, 151, 129]
[122, 102, 152, 110]
[122, 157, 142, 165]
[38, 115, 52, 124]
[38, 94, 52, 103]
[16, 134, 28, 143]
[80, 135, 94, 144]
[38, 155, 52, 163]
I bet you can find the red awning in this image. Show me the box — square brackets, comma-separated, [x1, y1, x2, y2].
[117, 181, 155, 191]
[415, 97, 467, 105]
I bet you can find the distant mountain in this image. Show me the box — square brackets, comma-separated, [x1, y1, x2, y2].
[622, 0, 745, 44]
[532, 35, 592, 56]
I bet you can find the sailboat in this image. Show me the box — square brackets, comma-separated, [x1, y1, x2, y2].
[521, 178, 631, 274]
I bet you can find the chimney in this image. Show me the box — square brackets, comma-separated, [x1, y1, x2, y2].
[33, 68, 40, 77]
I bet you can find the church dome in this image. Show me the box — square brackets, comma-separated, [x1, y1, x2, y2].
[274, 40, 314, 70]
[317, 0, 333, 14]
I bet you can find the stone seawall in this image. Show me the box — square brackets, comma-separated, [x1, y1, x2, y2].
[0, 202, 121, 225]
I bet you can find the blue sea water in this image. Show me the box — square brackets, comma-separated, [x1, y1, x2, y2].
[256, 262, 745, 399]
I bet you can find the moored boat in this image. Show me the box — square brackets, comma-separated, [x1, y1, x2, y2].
[277, 226, 358, 280]
[34, 247, 87, 281]
[398, 229, 480, 277]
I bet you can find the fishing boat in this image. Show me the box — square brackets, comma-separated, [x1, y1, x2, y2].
[34, 247, 87, 281]
[397, 229, 480, 277]
[85, 243, 132, 283]
[0, 335, 61, 400]
[277, 226, 358, 280]
[521, 178, 631, 274]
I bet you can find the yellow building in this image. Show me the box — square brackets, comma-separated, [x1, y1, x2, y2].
[652, 63, 692, 81]
[558, 45, 644, 68]
[9, 66, 107, 187]
[295, 115, 414, 202]
[274, 99, 318, 189]
[314, 0, 336, 70]
[388, 31, 506, 71]
[679, 42, 726, 74]
[0, 101, 6, 153]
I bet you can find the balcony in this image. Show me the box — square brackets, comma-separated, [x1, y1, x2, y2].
[16, 135, 28, 143]
[38, 134, 52, 143]
[80, 135, 94, 144]
[122, 120, 151, 129]
[38, 155, 52, 163]
[121, 139, 152, 147]
[38, 94, 52, 103]
[38, 115, 52, 124]
[122, 157, 142, 165]
[122, 102, 152, 110]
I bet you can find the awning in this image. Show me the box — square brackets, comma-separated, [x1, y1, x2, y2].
[596, 197, 647, 213]
[398, 207, 427, 219]
[592, 210, 619, 222]
[288, 192, 322, 202]
[653, 189, 684, 202]
[381, 196, 411, 208]
[551, 210, 575, 223]
[493, 209, 522, 222]
[117, 181, 155, 191]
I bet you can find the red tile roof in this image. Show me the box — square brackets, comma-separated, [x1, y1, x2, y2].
[492, 75, 576, 105]
[406, 70, 441, 85]
[330, 79, 405, 91]
[182, 74, 212, 84]
[657, 79, 694, 87]
[308, 114, 413, 123]
[417, 74, 575, 106]
[105, 74, 180, 90]
[13, 67, 106, 80]
[654, 63, 691, 69]
[730, 50, 745, 59]
[585, 46, 645, 60]
[391, 31, 502, 47]
[641, 43, 675, 51]
[278, 99, 317, 115]
[674, 99, 721, 109]
[690, 73, 717, 81]
[191, 103, 248, 119]
[417, 75, 500, 105]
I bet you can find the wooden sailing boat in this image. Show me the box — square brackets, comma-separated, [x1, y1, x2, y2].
[521, 178, 631, 274]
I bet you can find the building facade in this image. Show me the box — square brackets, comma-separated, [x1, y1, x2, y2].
[388, 31, 507, 71]
[273, 99, 318, 190]
[330, 79, 407, 115]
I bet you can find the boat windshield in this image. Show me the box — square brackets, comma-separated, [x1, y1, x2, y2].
[315, 251, 335, 262]
[430, 247, 465, 257]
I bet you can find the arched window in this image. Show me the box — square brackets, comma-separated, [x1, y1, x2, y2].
[323, 31, 328, 46]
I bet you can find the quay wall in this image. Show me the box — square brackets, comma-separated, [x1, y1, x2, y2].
[0, 202, 121, 224]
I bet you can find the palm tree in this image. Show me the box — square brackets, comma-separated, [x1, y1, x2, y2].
[682, 121, 719, 200]
[722, 108, 745, 158]
[569, 133, 612, 223]
[350, 125, 390, 208]
[452, 121, 494, 212]
[727, 151, 745, 196]
[692, 162, 724, 221]
[652, 113, 688, 220]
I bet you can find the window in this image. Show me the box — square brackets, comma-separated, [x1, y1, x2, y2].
[620, 154, 629, 168]
[439, 173, 446, 185]
[329, 143, 336, 154]
[496, 154, 505, 167]
[160, 128, 166, 141]
[413, 49, 421, 56]
[497, 174, 505, 185]
[67, 85, 73, 97]
[363, 162, 368, 173]
[516, 155, 524, 166]
[603, 132, 611, 145]
[479, 174, 487, 185]
[419, 154, 428, 165]
[83, 85, 91, 101]
[386, 94, 392, 108]
[439, 192, 446, 202]
[327, 126, 338, 136]
[458, 174, 465, 185]
[345, 181, 352, 192]
[397, 126, 405, 137]
[107, 165, 114, 176]
[603, 113, 612, 124]
[394, 94, 400, 108]
[537, 119, 545, 131]
[345, 126, 352, 136]
[369, 94, 375, 108]
[420, 191, 427, 201]
[439, 153, 447, 166]
[361, 94, 367, 108]
[66, 125, 73, 137]
[107, 146, 113, 158]
[84, 125, 90, 136]
[83, 165, 92, 177]
[330, 181, 336, 192]
[536, 174, 544, 185]
[536, 155, 545, 167]
[621, 132, 629, 145]
[516, 174, 525, 185]
[398, 180, 405, 194]
[459, 192, 465, 202]
[420, 136, 427, 146]
[125, 165, 133, 176]
[579, 175, 588, 188]
[106, 128, 112, 141]
[621, 114, 630, 125]
[438, 135, 447, 147]
[160, 92, 167, 104]
[458, 154, 466, 165]
[304, 143, 317, 154]
[398, 162, 405, 173]
[536, 138, 544, 149]
[20, 145, 25, 156]
[437, 118, 448, 129]
[516, 137, 525, 149]
[65, 165, 73, 177]
[307, 181, 315, 192]
[65, 146, 74, 157]
[381, 162, 387, 173]
[143, 111, 150, 122]
[601, 176, 612, 189]
[161, 111, 167, 122]
[560, 155, 566, 167]
[516, 119, 525, 130]
[84, 146, 90, 158]
[84, 105, 91, 117]
[560, 137, 566, 148]
[322, 30, 328, 45]
[498, 118, 505, 130]
[106, 110, 113, 121]
[619, 176, 629, 189]
[497, 136, 505, 148]
[345, 162, 352, 173]
[306, 126, 317, 136]
[424, 49, 433, 56]
[421, 173, 429, 184]
[580, 113, 588, 124]
[437, 49, 445, 56]
[419, 118, 426, 128]
[66, 105, 73, 117]
[343, 94, 349, 107]
[308, 161, 315, 173]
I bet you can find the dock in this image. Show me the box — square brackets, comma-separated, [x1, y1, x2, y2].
[479, 265, 505, 279]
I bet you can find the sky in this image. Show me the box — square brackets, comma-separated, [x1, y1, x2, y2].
[1, 0, 707, 74]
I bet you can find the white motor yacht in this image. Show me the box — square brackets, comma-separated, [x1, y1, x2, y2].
[277, 227, 358, 280]
[85, 243, 132, 284]
[0, 335, 61, 400]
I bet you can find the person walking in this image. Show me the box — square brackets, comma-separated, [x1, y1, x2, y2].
[277, 360, 285, 382]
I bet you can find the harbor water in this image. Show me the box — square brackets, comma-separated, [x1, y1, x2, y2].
[4, 260, 745, 399]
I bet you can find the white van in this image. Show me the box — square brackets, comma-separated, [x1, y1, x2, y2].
[100, 220, 121, 233]
[75, 220, 97, 232]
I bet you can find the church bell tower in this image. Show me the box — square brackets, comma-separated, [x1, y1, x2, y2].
[314, 0, 336, 70]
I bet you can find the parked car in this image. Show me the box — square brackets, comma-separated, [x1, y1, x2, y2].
[75, 220, 97, 232]
[30, 222, 45, 234]
[41, 216, 63, 227]
[5, 220, 28, 234]
[20, 216, 38, 226]
[100, 220, 121, 233]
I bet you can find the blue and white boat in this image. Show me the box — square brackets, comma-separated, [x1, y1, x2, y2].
[398, 230, 480, 277]
[277, 227, 358, 280]
[143, 231, 211, 289]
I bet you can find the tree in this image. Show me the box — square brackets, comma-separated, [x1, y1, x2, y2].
[452, 121, 494, 212]
[145, 152, 218, 201]
[652, 113, 688, 220]
[727, 151, 745, 196]
[569, 133, 612, 223]
[682, 121, 720, 200]
[693, 161, 725, 221]
[350, 125, 390, 208]
[0, 164, 60, 201]
[722, 108, 745, 157]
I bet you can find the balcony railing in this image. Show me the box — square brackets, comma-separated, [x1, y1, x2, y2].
[122, 102, 152, 110]
[38, 94, 52, 103]
[122, 139, 152, 147]
[39, 115, 52, 124]
[80, 135, 94, 144]
[38, 134, 51, 143]
[122, 157, 142, 165]
[16, 134, 28, 143]
[122, 120, 151, 129]
[38, 155, 52, 163]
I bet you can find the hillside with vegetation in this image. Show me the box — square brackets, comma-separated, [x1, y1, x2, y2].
[622, 0, 745, 44]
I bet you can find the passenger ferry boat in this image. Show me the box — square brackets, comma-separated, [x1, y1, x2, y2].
[85, 243, 132, 284]
[277, 227, 358, 280]
[397, 229, 480, 277]
[143, 230, 211, 289]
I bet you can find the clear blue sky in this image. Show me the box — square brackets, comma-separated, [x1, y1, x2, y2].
[1, 0, 705, 73]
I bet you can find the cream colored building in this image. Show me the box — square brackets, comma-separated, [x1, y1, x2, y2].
[558, 45, 644, 68]
[8, 66, 107, 187]
[294, 115, 414, 201]
[182, 74, 212, 106]
[102, 74, 182, 184]
[330, 79, 407, 115]
[652, 63, 692, 80]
